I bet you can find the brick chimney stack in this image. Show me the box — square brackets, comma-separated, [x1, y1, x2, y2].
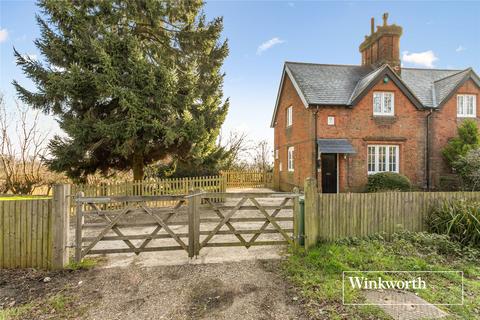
[360, 13, 402, 74]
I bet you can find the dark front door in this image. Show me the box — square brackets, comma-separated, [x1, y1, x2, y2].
[321, 153, 337, 193]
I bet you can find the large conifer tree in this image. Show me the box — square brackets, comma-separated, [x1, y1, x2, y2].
[14, 0, 228, 181]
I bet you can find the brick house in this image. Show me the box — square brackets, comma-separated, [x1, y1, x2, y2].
[271, 14, 480, 192]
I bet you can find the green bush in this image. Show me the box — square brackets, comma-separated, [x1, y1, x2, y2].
[442, 119, 480, 166]
[454, 148, 480, 191]
[366, 172, 411, 192]
[427, 199, 480, 247]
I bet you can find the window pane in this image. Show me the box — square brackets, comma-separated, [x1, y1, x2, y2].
[467, 96, 474, 115]
[378, 146, 386, 171]
[287, 107, 292, 126]
[368, 146, 375, 172]
[384, 93, 393, 114]
[458, 96, 464, 115]
[389, 146, 397, 172]
[287, 147, 294, 170]
[373, 93, 382, 113]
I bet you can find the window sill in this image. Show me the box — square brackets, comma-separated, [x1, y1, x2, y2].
[457, 115, 477, 119]
[372, 115, 397, 125]
[368, 171, 399, 175]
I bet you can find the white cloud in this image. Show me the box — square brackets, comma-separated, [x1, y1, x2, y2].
[256, 37, 285, 55]
[0, 28, 8, 43]
[402, 50, 438, 68]
[455, 45, 466, 52]
[51, 64, 65, 72]
[23, 54, 37, 61]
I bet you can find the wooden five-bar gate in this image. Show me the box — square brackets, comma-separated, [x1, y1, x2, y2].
[74, 191, 299, 261]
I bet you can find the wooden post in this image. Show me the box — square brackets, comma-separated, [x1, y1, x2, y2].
[51, 184, 71, 269]
[292, 187, 300, 248]
[75, 191, 84, 263]
[193, 190, 201, 256]
[304, 178, 319, 250]
[188, 189, 201, 258]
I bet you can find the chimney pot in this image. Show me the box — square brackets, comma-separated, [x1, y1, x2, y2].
[383, 12, 389, 26]
[370, 17, 375, 35]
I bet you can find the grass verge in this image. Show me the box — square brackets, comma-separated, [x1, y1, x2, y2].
[283, 231, 480, 319]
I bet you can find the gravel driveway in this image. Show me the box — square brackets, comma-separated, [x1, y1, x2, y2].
[1, 259, 307, 319]
[80, 259, 306, 320]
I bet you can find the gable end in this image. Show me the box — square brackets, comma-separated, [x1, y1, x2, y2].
[270, 66, 309, 128]
[348, 65, 424, 109]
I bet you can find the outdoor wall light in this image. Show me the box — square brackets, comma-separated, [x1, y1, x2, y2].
[383, 76, 389, 83]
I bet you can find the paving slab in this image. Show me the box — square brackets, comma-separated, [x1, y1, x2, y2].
[364, 290, 449, 320]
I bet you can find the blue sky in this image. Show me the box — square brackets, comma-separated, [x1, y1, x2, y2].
[1, 1, 479, 145]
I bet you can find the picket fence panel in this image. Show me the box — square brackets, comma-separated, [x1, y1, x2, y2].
[220, 171, 273, 188]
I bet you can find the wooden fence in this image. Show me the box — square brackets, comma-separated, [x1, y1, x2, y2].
[220, 171, 273, 189]
[0, 185, 70, 269]
[72, 175, 225, 197]
[70, 176, 226, 211]
[301, 178, 480, 248]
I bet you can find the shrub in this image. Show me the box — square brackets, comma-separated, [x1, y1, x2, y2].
[366, 172, 411, 192]
[427, 199, 480, 247]
[453, 148, 480, 191]
[442, 119, 480, 166]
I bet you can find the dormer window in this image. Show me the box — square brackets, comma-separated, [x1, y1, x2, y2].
[286, 106, 293, 127]
[457, 94, 476, 118]
[373, 92, 394, 116]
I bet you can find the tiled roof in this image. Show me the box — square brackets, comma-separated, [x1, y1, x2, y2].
[285, 62, 371, 105]
[433, 69, 472, 107]
[401, 68, 466, 107]
[271, 62, 478, 127]
[284, 62, 476, 108]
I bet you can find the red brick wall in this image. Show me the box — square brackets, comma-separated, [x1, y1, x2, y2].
[273, 74, 314, 191]
[429, 79, 480, 189]
[315, 78, 427, 192]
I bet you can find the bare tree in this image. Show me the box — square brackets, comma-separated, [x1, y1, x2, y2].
[218, 130, 252, 170]
[251, 139, 273, 172]
[0, 95, 51, 194]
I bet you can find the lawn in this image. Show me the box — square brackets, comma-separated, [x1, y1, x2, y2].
[283, 231, 480, 319]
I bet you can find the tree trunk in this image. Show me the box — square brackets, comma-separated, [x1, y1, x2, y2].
[132, 152, 144, 181]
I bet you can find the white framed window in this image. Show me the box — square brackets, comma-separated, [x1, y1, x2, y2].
[367, 145, 399, 174]
[457, 94, 476, 118]
[275, 149, 279, 159]
[287, 146, 294, 171]
[327, 116, 335, 126]
[373, 92, 394, 116]
[286, 106, 293, 127]
[279, 162, 282, 172]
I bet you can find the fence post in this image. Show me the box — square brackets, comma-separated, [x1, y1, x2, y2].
[52, 184, 71, 269]
[75, 191, 84, 263]
[304, 178, 319, 251]
[292, 187, 300, 248]
[188, 189, 201, 258]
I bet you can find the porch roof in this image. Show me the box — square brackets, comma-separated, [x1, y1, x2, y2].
[317, 139, 356, 154]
